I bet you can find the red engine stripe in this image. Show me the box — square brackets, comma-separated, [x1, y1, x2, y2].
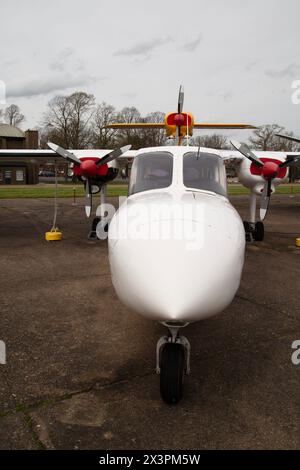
[250, 158, 287, 179]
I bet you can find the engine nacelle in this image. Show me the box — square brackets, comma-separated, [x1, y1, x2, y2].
[237, 157, 289, 194]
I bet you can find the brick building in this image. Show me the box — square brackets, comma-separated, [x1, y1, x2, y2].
[0, 124, 39, 184]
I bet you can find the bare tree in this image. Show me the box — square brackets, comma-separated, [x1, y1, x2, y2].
[4, 104, 25, 127]
[42, 91, 95, 149]
[115, 106, 142, 148]
[142, 111, 165, 147]
[68, 91, 95, 148]
[91, 102, 118, 149]
[114, 107, 167, 149]
[42, 95, 73, 148]
[191, 134, 230, 149]
[248, 124, 285, 151]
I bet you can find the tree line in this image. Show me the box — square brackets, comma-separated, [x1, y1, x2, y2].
[2, 90, 300, 180]
[39, 91, 166, 150]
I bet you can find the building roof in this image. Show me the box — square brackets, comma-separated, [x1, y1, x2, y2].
[0, 123, 24, 138]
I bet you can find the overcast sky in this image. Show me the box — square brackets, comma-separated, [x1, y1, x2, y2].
[1, 0, 300, 141]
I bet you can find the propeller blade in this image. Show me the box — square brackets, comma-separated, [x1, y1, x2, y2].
[230, 140, 264, 167]
[176, 122, 181, 142]
[96, 145, 132, 166]
[47, 142, 81, 166]
[260, 178, 272, 221]
[178, 85, 184, 114]
[85, 180, 92, 218]
[279, 154, 300, 169]
[275, 133, 300, 145]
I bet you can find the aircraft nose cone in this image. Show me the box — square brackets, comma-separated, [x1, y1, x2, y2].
[108, 193, 245, 323]
[81, 160, 97, 177]
[262, 161, 278, 179]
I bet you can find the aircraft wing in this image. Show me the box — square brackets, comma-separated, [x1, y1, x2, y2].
[0, 148, 137, 164]
[193, 123, 255, 130]
[105, 123, 165, 129]
[212, 149, 300, 165]
[105, 123, 256, 130]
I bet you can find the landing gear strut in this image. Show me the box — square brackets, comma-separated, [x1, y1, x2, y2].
[87, 185, 108, 240]
[88, 216, 101, 240]
[243, 192, 265, 242]
[156, 323, 191, 404]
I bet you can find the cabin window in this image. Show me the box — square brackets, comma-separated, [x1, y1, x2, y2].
[183, 152, 227, 196]
[129, 152, 173, 195]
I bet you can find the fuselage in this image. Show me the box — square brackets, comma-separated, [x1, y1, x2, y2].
[108, 146, 245, 323]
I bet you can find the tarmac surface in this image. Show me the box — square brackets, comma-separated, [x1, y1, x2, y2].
[0, 194, 299, 449]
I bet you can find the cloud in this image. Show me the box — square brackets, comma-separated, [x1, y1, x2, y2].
[245, 61, 258, 71]
[114, 37, 173, 58]
[265, 63, 300, 78]
[182, 34, 202, 52]
[6, 73, 101, 98]
[50, 47, 74, 72]
[220, 92, 234, 101]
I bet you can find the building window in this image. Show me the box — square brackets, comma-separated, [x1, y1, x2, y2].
[16, 170, 24, 182]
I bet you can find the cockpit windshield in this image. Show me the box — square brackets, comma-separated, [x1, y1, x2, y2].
[129, 152, 173, 195]
[183, 152, 227, 197]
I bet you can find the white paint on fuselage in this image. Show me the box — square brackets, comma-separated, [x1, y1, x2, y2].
[108, 147, 245, 323]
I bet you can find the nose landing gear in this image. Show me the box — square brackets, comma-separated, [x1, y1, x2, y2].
[243, 192, 265, 242]
[156, 323, 191, 404]
[243, 220, 264, 242]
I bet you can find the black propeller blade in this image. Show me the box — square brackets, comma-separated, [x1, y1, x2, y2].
[278, 155, 300, 169]
[275, 133, 300, 145]
[85, 180, 92, 218]
[178, 85, 184, 114]
[47, 142, 81, 165]
[230, 140, 263, 167]
[176, 85, 184, 143]
[260, 178, 272, 221]
[96, 144, 132, 166]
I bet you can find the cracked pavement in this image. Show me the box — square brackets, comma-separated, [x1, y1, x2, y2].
[0, 194, 299, 449]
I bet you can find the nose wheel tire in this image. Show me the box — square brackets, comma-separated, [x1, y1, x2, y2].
[88, 217, 109, 240]
[160, 343, 185, 404]
[253, 221, 264, 241]
[243, 220, 264, 242]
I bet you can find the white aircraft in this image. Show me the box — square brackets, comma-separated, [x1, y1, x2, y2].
[108, 145, 245, 403]
[106, 140, 300, 404]
[1, 86, 299, 403]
